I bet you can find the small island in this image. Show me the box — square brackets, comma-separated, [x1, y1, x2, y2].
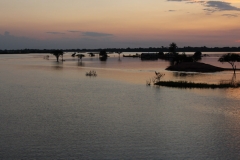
[165, 62, 225, 72]
[147, 51, 240, 88]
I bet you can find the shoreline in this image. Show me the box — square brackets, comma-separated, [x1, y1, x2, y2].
[155, 80, 240, 89]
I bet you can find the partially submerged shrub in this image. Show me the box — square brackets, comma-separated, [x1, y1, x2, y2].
[86, 70, 97, 77]
[152, 71, 165, 84]
[146, 79, 151, 86]
[146, 71, 165, 86]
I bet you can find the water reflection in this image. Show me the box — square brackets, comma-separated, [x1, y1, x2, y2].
[7, 53, 240, 85]
[173, 72, 199, 77]
[77, 61, 84, 67]
[118, 57, 122, 62]
[51, 61, 63, 70]
[224, 88, 240, 100]
[99, 56, 108, 61]
[219, 73, 237, 85]
[1, 53, 240, 159]
[232, 73, 237, 84]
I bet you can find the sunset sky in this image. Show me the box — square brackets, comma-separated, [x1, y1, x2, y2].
[1, 0, 240, 49]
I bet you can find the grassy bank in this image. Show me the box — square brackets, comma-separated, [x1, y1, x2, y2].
[155, 81, 240, 89]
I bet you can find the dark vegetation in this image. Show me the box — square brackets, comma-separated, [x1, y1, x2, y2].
[163, 52, 240, 73]
[99, 50, 108, 61]
[218, 53, 240, 73]
[116, 51, 122, 58]
[156, 42, 203, 64]
[155, 81, 240, 89]
[88, 53, 95, 57]
[166, 62, 225, 72]
[147, 49, 240, 88]
[146, 72, 165, 86]
[147, 71, 240, 89]
[76, 54, 85, 62]
[8, 42, 240, 89]
[42, 42, 240, 75]
[51, 50, 63, 62]
[159, 43, 240, 73]
[86, 70, 97, 77]
[1, 46, 240, 54]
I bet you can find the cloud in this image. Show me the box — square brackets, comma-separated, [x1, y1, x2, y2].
[204, 1, 240, 12]
[167, 0, 240, 13]
[68, 30, 81, 33]
[222, 13, 238, 18]
[4, 31, 10, 36]
[46, 32, 65, 35]
[186, 1, 205, 4]
[167, 0, 187, 1]
[0, 32, 42, 49]
[81, 32, 113, 37]
[1, 29, 239, 50]
[0, 31, 114, 49]
[68, 31, 114, 37]
[167, 0, 201, 3]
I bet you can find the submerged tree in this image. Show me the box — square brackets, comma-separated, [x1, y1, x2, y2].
[88, 53, 95, 57]
[76, 54, 85, 62]
[193, 51, 202, 62]
[99, 50, 107, 57]
[52, 50, 64, 62]
[71, 52, 76, 57]
[99, 50, 108, 61]
[218, 53, 240, 73]
[169, 42, 178, 55]
[116, 51, 122, 58]
[115, 51, 122, 61]
[168, 42, 179, 65]
[152, 71, 165, 84]
[146, 71, 165, 86]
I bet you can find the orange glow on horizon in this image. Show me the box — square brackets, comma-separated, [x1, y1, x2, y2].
[1, 0, 240, 48]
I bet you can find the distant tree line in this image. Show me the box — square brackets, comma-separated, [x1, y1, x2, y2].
[156, 43, 203, 64]
[1, 46, 240, 54]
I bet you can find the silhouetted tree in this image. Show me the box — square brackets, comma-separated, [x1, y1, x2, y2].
[71, 53, 76, 57]
[88, 53, 95, 57]
[218, 53, 240, 73]
[177, 52, 188, 63]
[158, 52, 164, 56]
[193, 51, 202, 62]
[116, 51, 122, 58]
[76, 54, 85, 62]
[152, 71, 165, 84]
[99, 50, 108, 61]
[169, 42, 178, 54]
[168, 42, 179, 65]
[52, 50, 63, 62]
[99, 50, 107, 57]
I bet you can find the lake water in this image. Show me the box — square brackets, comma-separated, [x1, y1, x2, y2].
[0, 53, 240, 159]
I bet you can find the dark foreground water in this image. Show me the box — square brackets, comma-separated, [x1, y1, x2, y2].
[0, 53, 240, 159]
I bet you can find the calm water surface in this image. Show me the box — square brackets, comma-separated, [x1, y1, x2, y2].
[0, 53, 240, 159]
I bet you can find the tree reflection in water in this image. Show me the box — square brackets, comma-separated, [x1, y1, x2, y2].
[52, 61, 63, 70]
[220, 73, 237, 86]
[77, 61, 84, 67]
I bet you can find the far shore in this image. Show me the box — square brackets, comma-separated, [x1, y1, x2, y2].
[1, 47, 240, 54]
